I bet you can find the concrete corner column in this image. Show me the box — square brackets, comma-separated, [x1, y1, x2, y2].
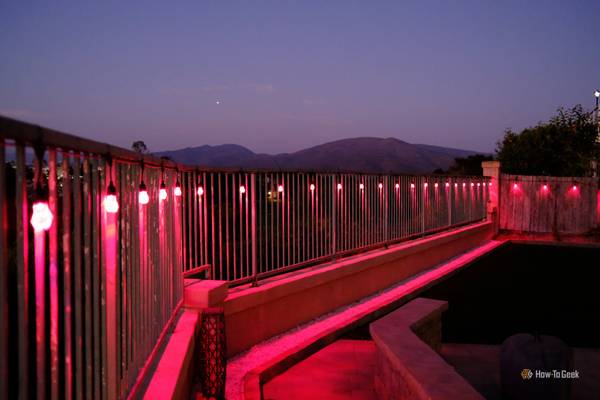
[183, 279, 229, 309]
[482, 161, 500, 233]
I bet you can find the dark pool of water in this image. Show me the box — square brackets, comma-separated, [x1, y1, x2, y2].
[419, 242, 600, 347]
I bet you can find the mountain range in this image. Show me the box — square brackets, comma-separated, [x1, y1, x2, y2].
[155, 137, 484, 174]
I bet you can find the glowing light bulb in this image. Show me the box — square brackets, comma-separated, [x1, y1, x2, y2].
[542, 184, 548, 191]
[174, 181, 182, 197]
[139, 182, 149, 205]
[572, 185, 577, 191]
[462, 182, 466, 188]
[104, 194, 119, 213]
[471, 182, 475, 187]
[159, 182, 167, 201]
[454, 183, 458, 188]
[410, 183, 415, 189]
[31, 201, 53, 232]
[434, 182, 438, 188]
[309, 184, 315, 191]
[359, 183, 364, 190]
[477, 182, 481, 187]
[395, 183, 400, 189]
[197, 186, 204, 196]
[104, 181, 119, 213]
[424, 182, 428, 188]
[513, 183, 518, 190]
[445, 182, 450, 188]
[489, 182, 492, 187]
[277, 184, 284, 193]
[378, 182, 383, 189]
[337, 183, 343, 191]
[239, 185, 246, 194]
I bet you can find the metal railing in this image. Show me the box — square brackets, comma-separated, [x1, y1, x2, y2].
[180, 170, 489, 284]
[0, 116, 183, 399]
[0, 115, 489, 398]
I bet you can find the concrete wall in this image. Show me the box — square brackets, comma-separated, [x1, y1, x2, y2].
[223, 221, 493, 356]
[370, 298, 483, 400]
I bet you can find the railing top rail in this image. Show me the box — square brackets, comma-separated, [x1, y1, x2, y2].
[0, 114, 180, 170]
[1, 114, 488, 178]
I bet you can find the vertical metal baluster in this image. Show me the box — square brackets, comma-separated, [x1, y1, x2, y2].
[225, 174, 230, 280]
[32, 150, 46, 400]
[182, 173, 188, 271]
[210, 174, 216, 279]
[15, 144, 29, 400]
[61, 154, 73, 400]
[249, 173, 256, 283]
[231, 174, 237, 279]
[286, 173, 290, 266]
[90, 158, 102, 400]
[244, 174, 254, 280]
[0, 139, 6, 400]
[48, 150, 60, 400]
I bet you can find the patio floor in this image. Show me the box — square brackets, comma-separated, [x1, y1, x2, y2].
[262, 339, 377, 400]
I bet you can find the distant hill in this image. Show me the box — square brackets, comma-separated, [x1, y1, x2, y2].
[155, 137, 485, 174]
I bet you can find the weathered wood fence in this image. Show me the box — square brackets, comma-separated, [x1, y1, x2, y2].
[499, 174, 599, 234]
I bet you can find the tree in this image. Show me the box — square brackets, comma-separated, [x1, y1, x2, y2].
[131, 140, 148, 154]
[446, 154, 494, 175]
[496, 105, 599, 176]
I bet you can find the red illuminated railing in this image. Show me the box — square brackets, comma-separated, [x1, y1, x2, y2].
[180, 171, 490, 284]
[0, 116, 183, 399]
[0, 115, 490, 398]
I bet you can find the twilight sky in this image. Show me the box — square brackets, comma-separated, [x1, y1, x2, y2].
[1, 1, 599, 154]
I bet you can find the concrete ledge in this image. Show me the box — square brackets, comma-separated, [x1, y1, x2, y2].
[236, 240, 503, 400]
[143, 310, 200, 400]
[225, 221, 492, 356]
[370, 298, 483, 400]
[184, 279, 228, 309]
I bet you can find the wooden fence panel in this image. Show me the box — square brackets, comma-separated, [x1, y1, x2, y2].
[499, 174, 599, 234]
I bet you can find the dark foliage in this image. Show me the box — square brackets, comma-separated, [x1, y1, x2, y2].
[131, 140, 148, 154]
[496, 105, 599, 176]
[445, 154, 494, 175]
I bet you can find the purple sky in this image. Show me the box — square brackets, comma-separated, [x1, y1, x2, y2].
[1, 1, 599, 154]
